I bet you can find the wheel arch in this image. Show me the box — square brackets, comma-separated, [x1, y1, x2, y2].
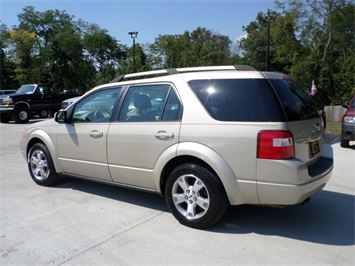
[26, 133, 63, 174]
[14, 101, 31, 110]
[155, 142, 245, 205]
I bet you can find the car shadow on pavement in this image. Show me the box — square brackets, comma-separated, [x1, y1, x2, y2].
[213, 190, 354, 246]
[54, 177, 354, 246]
[54, 177, 168, 212]
[324, 134, 355, 149]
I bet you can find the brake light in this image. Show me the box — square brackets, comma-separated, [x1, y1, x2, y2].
[257, 130, 295, 159]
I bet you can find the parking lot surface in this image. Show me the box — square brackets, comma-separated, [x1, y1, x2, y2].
[1, 119, 354, 265]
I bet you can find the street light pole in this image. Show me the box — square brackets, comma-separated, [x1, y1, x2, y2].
[265, 22, 270, 71]
[128, 31, 138, 73]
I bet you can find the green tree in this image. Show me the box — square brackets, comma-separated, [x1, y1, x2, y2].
[13, 7, 92, 91]
[7, 6, 126, 92]
[240, 11, 275, 71]
[82, 24, 119, 66]
[81, 23, 127, 85]
[240, 10, 302, 73]
[240, 1, 354, 104]
[0, 23, 18, 89]
[149, 34, 185, 68]
[321, 3, 355, 102]
[276, 0, 354, 103]
[149, 27, 234, 68]
[9, 28, 38, 84]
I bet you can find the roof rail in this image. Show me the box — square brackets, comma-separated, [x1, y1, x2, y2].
[109, 65, 256, 83]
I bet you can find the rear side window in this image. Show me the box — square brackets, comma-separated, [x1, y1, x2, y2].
[270, 80, 319, 121]
[118, 84, 182, 122]
[188, 79, 272, 122]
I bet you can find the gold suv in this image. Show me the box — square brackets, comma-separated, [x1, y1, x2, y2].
[20, 66, 333, 229]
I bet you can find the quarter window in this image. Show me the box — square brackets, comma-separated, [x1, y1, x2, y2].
[188, 79, 269, 122]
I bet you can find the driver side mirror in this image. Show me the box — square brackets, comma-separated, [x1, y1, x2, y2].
[341, 102, 349, 109]
[55, 110, 68, 123]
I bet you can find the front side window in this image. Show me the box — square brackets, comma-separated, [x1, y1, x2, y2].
[72, 87, 121, 123]
[119, 84, 181, 122]
[38, 86, 49, 95]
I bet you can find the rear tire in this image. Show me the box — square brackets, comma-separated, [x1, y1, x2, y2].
[28, 143, 59, 186]
[165, 163, 228, 229]
[39, 109, 49, 118]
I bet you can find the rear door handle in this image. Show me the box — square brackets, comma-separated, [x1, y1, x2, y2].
[155, 131, 174, 140]
[90, 130, 103, 138]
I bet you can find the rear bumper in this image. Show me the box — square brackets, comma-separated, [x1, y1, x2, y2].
[256, 144, 333, 205]
[256, 164, 331, 205]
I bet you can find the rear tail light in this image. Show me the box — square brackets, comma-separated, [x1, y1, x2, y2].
[257, 130, 295, 159]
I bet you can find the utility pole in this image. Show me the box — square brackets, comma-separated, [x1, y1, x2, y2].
[266, 22, 270, 71]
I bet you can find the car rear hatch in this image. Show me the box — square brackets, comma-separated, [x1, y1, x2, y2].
[267, 75, 325, 167]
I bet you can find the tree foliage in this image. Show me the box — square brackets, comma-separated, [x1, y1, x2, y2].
[2, 6, 126, 93]
[149, 27, 239, 68]
[275, 0, 354, 103]
[0, 23, 17, 89]
[240, 0, 354, 104]
[1, 3, 353, 103]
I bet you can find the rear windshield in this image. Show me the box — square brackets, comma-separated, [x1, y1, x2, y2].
[188, 79, 284, 122]
[270, 79, 319, 121]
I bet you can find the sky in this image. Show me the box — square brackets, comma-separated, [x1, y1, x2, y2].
[0, 0, 277, 46]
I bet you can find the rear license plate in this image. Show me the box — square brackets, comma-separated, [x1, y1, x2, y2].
[310, 141, 320, 157]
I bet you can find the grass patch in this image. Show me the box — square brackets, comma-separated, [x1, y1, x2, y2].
[326, 121, 341, 136]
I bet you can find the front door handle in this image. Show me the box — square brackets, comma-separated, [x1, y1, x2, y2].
[155, 131, 174, 140]
[90, 130, 103, 138]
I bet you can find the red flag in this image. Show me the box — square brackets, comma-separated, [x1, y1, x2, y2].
[311, 80, 317, 96]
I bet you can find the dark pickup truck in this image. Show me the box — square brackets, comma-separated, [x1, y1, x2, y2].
[0, 84, 81, 123]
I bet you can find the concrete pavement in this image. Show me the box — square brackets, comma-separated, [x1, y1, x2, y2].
[0, 120, 354, 265]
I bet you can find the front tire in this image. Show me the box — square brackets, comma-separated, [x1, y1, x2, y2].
[340, 137, 350, 148]
[28, 143, 59, 186]
[0, 113, 11, 123]
[165, 163, 228, 229]
[13, 107, 30, 123]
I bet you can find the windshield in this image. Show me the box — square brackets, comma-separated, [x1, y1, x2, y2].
[350, 96, 355, 108]
[17, 85, 36, 94]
